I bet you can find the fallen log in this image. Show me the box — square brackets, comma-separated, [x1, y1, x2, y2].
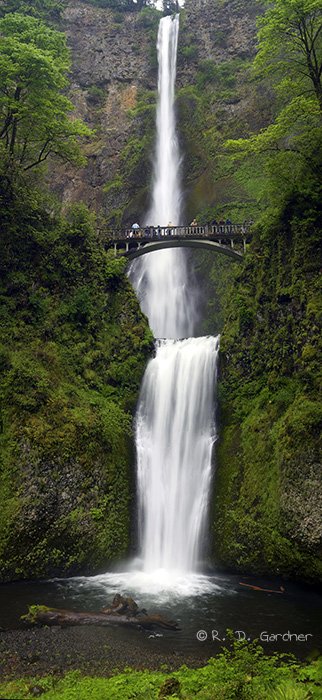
[22, 603, 180, 631]
[239, 582, 285, 594]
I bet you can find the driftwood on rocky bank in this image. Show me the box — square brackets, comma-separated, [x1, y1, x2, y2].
[22, 594, 180, 631]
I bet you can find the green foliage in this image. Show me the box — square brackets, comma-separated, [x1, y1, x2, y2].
[103, 176, 124, 195]
[0, 13, 91, 176]
[80, 0, 154, 11]
[21, 604, 50, 623]
[136, 5, 161, 29]
[193, 251, 239, 336]
[179, 44, 198, 61]
[214, 199, 322, 580]
[86, 85, 106, 107]
[196, 58, 248, 90]
[0, 183, 153, 580]
[121, 135, 150, 177]
[0, 0, 65, 20]
[224, 0, 322, 219]
[255, 0, 322, 107]
[0, 644, 321, 699]
[176, 50, 255, 224]
[225, 96, 322, 214]
[103, 87, 156, 226]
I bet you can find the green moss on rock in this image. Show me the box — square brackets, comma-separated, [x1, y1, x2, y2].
[213, 199, 322, 582]
[0, 197, 153, 582]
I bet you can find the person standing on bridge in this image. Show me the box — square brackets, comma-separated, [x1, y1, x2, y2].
[211, 219, 218, 234]
[132, 222, 140, 232]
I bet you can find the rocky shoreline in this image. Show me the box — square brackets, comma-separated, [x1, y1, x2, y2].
[0, 626, 207, 680]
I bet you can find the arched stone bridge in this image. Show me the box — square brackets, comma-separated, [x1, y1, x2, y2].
[104, 224, 252, 262]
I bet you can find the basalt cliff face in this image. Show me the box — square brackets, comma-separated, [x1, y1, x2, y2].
[52, 0, 265, 224]
[50, 1, 156, 221]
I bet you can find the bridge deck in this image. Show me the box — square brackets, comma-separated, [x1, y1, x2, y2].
[102, 224, 252, 260]
[104, 224, 250, 240]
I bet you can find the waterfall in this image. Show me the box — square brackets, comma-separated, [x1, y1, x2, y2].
[129, 15, 196, 339]
[136, 337, 219, 572]
[74, 12, 220, 598]
[129, 15, 219, 578]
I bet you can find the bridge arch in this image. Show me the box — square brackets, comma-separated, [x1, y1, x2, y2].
[121, 238, 243, 262]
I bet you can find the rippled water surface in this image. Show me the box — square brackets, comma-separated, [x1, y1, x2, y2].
[1, 569, 321, 660]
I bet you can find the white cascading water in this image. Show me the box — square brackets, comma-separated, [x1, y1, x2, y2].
[129, 14, 196, 339]
[80, 13, 220, 598]
[130, 15, 219, 579]
[137, 336, 219, 573]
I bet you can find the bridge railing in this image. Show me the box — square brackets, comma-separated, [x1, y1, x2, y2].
[101, 224, 250, 240]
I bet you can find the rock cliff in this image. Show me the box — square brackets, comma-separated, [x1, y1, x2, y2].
[51, 0, 266, 224]
[50, 1, 158, 222]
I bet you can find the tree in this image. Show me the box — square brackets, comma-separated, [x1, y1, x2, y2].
[225, 0, 322, 213]
[0, 13, 91, 175]
[255, 0, 322, 110]
[0, 0, 66, 21]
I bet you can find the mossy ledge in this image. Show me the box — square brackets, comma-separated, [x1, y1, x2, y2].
[0, 193, 153, 582]
[213, 196, 322, 583]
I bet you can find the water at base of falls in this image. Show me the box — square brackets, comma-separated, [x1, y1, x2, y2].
[75, 568, 221, 602]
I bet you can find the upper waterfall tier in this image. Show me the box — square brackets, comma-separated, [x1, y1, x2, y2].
[146, 14, 181, 228]
[129, 15, 197, 339]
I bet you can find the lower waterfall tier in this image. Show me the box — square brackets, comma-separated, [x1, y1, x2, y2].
[136, 336, 219, 573]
